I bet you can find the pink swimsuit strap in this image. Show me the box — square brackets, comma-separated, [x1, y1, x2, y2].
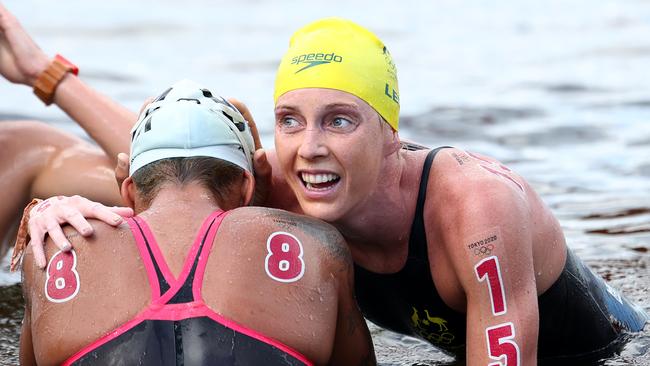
[126, 210, 227, 301]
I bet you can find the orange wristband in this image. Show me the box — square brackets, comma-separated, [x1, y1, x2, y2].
[33, 54, 79, 106]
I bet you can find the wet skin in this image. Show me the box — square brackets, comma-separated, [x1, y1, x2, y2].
[274, 89, 397, 225]
[272, 88, 571, 365]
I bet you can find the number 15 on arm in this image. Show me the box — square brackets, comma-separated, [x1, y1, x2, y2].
[469, 252, 537, 365]
[475, 256, 520, 366]
[455, 227, 539, 366]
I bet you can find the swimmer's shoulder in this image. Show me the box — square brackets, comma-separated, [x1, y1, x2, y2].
[429, 148, 531, 203]
[228, 206, 337, 227]
[23, 218, 131, 259]
[21, 219, 148, 364]
[420, 148, 537, 246]
[225, 206, 344, 238]
[64, 219, 135, 255]
[22, 219, 137, 281]
[224, 206, 351, 265]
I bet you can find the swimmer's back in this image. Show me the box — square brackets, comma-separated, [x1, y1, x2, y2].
[202, 206, 357, 364]
[21, 206, 370, 366]
[21, 220, 147, 366]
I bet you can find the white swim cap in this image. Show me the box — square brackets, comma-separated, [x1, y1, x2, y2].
[129, 79, 255, 176]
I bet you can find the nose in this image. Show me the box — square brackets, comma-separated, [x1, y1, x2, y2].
[297, 127, 329, 160]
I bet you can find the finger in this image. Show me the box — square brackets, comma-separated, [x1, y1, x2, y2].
[84, 202, 124, 226]
[138, 96, 155, 115]
[115, 152, 130, 188]
[28, 219, 46, 269]
[248, 117, 262, 151]
[228, 98, 249, 117]
[253, 149, 272, 177]
[252, 149, 272, 206]
[31, 242, 47, 269]
[229, 98, 262, 150]
[108, 206, 133, 218]
[60, 206, 93, 237]
[44, 217, 72, 252]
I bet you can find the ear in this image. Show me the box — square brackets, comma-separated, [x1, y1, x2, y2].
[240, 170, 255, 206]
[120, 176, 136, 210]
[383, 128, 401, 156]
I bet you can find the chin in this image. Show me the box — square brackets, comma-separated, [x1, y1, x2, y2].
[298, 201, 343, 224]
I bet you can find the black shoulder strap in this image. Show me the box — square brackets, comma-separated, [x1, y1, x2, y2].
[132, 218, 171, 296]
[408, 146, 451, 259]
[167, 217, 217, 304]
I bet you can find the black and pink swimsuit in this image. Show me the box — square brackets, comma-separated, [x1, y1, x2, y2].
[63, 210, 312, 366]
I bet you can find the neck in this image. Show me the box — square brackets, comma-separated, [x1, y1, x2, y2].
[133, 183, 227, 277]
[136, 183, 224, 221]
[333, 149, 422, 270]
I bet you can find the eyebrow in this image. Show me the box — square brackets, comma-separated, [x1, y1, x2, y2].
[274, 105, 299, 113]
[274, 102, 359, 113]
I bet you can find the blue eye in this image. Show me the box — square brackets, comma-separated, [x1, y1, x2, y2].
[282, 117, 298, 127]
[331, 117, 351, 129]
[277, 117, 301, 131]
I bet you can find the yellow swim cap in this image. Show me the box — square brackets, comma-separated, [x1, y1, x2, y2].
[274, 18, 400, 130]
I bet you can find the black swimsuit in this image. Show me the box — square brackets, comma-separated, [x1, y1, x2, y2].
[354, 147, 648, 362]
[64, 210, 312, 366]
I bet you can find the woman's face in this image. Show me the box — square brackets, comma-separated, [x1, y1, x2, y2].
[274, 88, 389, 223]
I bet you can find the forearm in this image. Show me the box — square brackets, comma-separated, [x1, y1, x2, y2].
[53, 74, 136, 161]
[0, 4, 135, 159]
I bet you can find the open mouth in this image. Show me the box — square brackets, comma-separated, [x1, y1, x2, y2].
[300, 172, 341, 191]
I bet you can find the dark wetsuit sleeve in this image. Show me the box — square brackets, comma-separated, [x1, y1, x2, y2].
[537, 248, 648, 364]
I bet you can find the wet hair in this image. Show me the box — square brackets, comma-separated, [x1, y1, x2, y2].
[131, 157, 244, 209]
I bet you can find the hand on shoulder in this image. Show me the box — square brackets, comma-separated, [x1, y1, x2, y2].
[14, 195, 133, 269]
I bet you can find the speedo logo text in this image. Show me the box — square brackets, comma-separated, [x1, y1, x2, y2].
[291, 52, 343, 73]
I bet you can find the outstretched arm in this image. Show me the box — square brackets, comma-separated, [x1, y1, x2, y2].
[0, 3, 136, 161]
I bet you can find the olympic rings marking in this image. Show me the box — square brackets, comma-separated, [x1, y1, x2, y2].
[424, 331, 456, 345]
[473, 244, 495, 257]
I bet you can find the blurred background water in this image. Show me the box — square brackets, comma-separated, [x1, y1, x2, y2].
[1, 0, 649, 364]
